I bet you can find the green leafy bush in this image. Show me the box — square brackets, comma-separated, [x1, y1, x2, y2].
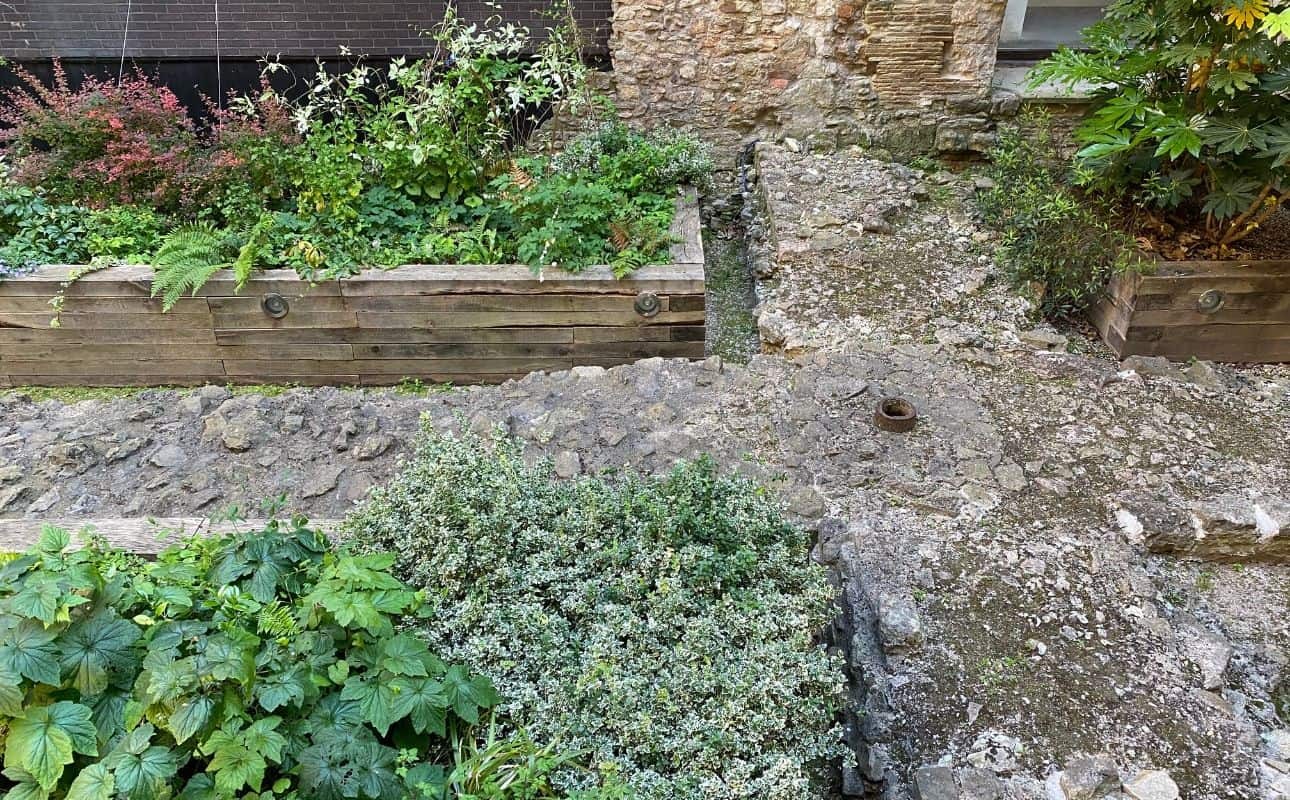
[0, 520, 504, 800]
[345, 428, 844, 800]
[1030, 0, 1290, 253]
[980, 113, 1140, 319]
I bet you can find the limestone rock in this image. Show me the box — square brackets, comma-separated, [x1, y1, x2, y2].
[553, 450, 583, 479]
[1121, 770, 1179, 800]
[1059, 754, 1120, 799]
[300, 466, 345, 499]
[1019, 328, 1068, 352]
[148, 445, 187, 469]
[1175, 618, 1232, 690]
[913, 765, 958, 800]
[877, 592, 923, 653]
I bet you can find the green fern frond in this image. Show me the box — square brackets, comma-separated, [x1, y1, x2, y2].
[233, 213, 275, 292]
[150, 223, 231, 311]
[256, 600, 300, 638]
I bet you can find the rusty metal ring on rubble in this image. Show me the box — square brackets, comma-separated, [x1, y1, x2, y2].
[874, 397, 918, 433]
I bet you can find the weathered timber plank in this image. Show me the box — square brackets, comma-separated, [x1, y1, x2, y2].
[222, 358, 572, 377]
[341, 294, 645, 312]
[211, 311, 359, 330]
[572, 341, 706, 358]
[1122, 324, 1290, 362]
[668, 294, 706, 312]
[4, 374, 226, 387]
[0, 517, 341, 554]
[1131, 297, 1290, 327]
[353, 342, 575, 359]
[214, 327, 576, 345]
[1135, 274, 1290, 295]
[1133, 291, 1290, 312]
[207, 295, 349, 313]
[0, 344, 353, 362]
[0, 327, 218, 345]
[670, 325, 706, 342]
[1152, 259, 1290, 276]
[2, 359, 227, 377]
[355, 310, 705, 329]
[0, 296, 209, 314]
[573, 326, 675, 342]
[337, 267, 705, 297]
[0, 312, 213, 330]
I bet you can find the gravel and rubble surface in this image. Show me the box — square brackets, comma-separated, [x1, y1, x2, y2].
[3, 142, 1290, 799]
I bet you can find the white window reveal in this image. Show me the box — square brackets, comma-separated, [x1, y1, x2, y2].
[999, 0, 1107, 51]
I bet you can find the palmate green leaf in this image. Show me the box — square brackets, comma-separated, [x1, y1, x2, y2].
[390, 676, 448, 736]
[65, 763, 114, 800]
[256, 666, 307, 713]
[87, 688, 131, 744]
[4, 702, 97, 790]
[243, 717, 288, 764]
[167, 695, 213, 744]
[1201, 176, 1265, 219]
[104, 725, 176, 800]
[1206, 66, 1259, 96]
[379, 635, 429, 677]
[206, 736, 267, 795]
[1200, 117, 1269, 155]
[1153, 118, 1205, 161]
[2, 780, 49, 800]
[348, 741, 402, 800]
[297, 740, 352, 800]
[36, 527, 70, 555]
[106, 746, 177, 800]
[59, 610, 141, 696]
[439, 665, 498, 725]
[1261, 8, 1290, 38]
[9, 577, 62, 626]
[0, 665, 25, 717]
[340, 676, 402, 736]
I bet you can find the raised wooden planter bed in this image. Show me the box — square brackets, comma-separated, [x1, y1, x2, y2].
[0, 193, 705, 387]
[1090, 259, 1290, 363]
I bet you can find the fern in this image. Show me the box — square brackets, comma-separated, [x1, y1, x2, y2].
[256, 600, 301, 638]
[233, 213, 274, 291]
[150, 223, 230, 311]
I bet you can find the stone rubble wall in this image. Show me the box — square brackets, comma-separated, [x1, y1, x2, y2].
[609, 0, 1009, 164]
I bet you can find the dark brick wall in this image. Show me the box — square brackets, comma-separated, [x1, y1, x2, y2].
[0, 1, 610, 60]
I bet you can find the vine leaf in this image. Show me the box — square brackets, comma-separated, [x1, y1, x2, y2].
[65, 763, 114, 800]
[5, 702, 97, 790]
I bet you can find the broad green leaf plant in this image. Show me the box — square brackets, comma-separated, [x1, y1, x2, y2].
[1031, 0, 1290, 252]
[0, 521, 501, 800]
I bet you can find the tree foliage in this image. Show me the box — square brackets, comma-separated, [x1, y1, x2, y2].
[1031, 0, 1290, 251]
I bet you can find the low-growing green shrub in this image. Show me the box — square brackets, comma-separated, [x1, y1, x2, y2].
[979, 112, 1140, 320]
[346, 428, 845, 800]
[0, 520, 513, 800]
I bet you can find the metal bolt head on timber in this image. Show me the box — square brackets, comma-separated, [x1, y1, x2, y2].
[873, 397, 918, 433]
[634, 291, 661, 318]
[261, 293, 290, 319]
[1196, 289, 1225, 314]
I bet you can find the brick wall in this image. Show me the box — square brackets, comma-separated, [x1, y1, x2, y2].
[0, 1, 611, 60]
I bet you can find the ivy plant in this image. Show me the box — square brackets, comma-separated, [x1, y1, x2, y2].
[1031, 0, 1290, 253]
[0, 521, 499, 800]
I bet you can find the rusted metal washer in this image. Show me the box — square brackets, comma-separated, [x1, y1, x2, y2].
[873, 397, 918, 432]
[634, 291, 661, 318]
[261, 293, 290, 319]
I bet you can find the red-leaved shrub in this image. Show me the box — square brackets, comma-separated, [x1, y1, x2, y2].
[0, 62, 207, 212]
